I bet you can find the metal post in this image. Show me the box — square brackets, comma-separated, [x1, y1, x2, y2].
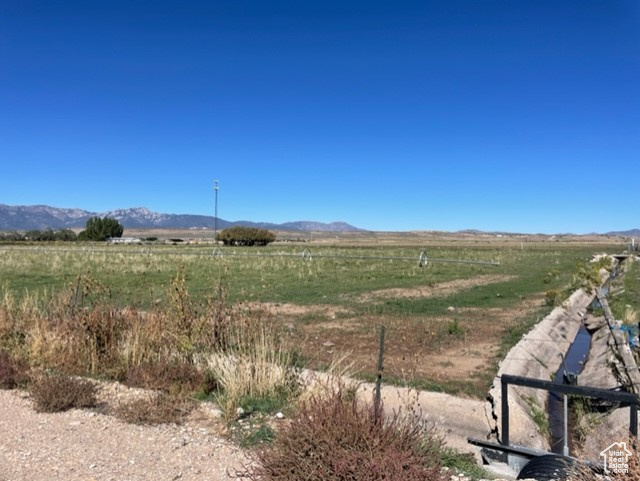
[214, 180, 219, 243]
[563, 394, 569, 456]
[374, 325, 385, 423]
[631, 403, 638, 437]
[501, 378, 509, 446]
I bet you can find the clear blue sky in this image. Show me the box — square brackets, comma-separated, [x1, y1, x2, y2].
[1, 1, 638, 233]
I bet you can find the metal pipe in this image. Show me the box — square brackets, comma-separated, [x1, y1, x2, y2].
[563, 394, 569, 456]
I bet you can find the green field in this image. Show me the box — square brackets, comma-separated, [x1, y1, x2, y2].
[0, 238, 627, 397]
[0, 242, 618, 306]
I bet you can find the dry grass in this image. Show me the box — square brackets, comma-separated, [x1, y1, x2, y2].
[0, 274, 235, 379]
[564, 438, 640, 481]
[0, 273, 301, 425]
[207, 318, 299, 421]
[124, 360, 206, 395]
[113, 392, 195, 425]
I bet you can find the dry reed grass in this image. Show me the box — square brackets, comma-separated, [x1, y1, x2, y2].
[207, 314, 298, 421]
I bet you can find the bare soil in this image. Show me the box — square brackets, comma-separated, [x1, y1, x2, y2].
[354, 274, 516, 302]
[269, 283, 544, 394]
[292, 299, 543, 389]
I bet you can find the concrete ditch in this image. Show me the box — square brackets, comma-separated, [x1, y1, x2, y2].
[482, 254, 640, 476]
[579, 257, 640, 462]
[304, 255, 635, 478]
[485, 286, 600, 451]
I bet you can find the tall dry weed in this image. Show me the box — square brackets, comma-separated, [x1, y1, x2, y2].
[207, 305, 298, 421]
[1, 273, 300, 424]
[1, 274, 226, 378]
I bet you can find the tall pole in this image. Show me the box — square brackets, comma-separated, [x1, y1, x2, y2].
[214, 179, 219, 244]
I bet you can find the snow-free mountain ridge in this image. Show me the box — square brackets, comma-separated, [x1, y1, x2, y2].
[0, 204, 362, 232]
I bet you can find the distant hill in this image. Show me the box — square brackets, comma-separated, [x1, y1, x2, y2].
[606, 229, 640, 237]
[0, 204, 362, 232]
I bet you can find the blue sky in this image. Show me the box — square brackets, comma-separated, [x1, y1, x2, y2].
[1, 1, 638, 233]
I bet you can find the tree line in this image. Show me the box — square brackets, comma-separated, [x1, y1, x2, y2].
[0, 219, 277, 246]
[0, 216, 125, 242]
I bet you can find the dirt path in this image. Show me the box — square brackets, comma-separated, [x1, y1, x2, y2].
[0, 389, 249, 481]
[355, 274, 516, 302]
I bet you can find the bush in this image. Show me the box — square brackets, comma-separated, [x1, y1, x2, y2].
[248, 385, 446, 481]
[29, 373, 97, 412]
[0, 351, 29, 389]
[113, 392, 194, 425]
[216, 226, 276, 246]
[124, 360, 206, 396]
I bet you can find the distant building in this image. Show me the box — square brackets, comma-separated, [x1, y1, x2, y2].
[107, 237, 142, 244]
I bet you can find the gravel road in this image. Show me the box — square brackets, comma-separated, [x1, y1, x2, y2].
[0, 388, 249, 481]
[1, 382, 521, 481]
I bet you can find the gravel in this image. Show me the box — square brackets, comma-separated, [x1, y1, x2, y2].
[0, 383, 528, 481]
[0, 388, 249, 481]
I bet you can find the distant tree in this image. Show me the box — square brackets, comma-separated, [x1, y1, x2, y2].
[54, 229, 77, 241]
[78, 216, 124, 241]
[25, 230, 44, 241]
[0, 231, 25, 242]
[216, 226, 276, 246]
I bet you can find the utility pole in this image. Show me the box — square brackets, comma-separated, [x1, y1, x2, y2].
[214, 179, 219, 244]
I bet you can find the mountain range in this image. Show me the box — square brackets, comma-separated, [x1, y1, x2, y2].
[0, 204, 362, 232]
[1, 204, 638, 236]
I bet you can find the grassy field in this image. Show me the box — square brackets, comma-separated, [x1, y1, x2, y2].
[0, 235, 626, 397]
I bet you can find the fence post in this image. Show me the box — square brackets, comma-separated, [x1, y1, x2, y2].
[501, 377, 509, 446]
[374, 325, 385, 423]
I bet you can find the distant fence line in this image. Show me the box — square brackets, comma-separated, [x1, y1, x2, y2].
[0, 245, 500, 267]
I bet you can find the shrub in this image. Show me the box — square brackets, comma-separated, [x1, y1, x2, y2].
[545, 288, 564, 306]
[0, 351, 29, 389]
[113, 393, 194, 425]
[29, 373, 97, 412]
[248, 385, 446, 481]
[124, 360, 205, 396]
[216, 226, 276, 246]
